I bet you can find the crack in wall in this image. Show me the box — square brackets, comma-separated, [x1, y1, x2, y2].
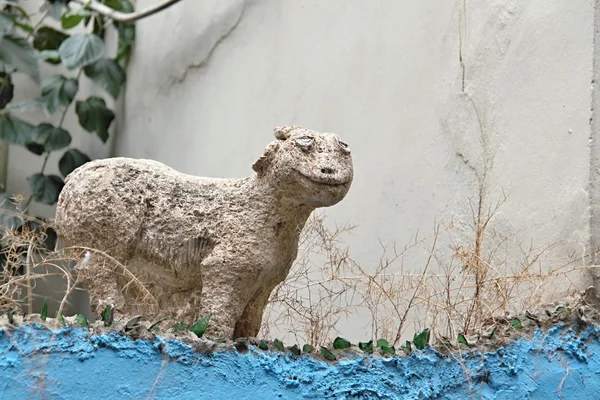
[175, 0, 247, 85]
[589, 0, 600, 284]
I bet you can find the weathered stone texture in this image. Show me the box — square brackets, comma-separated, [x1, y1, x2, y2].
[54, 126, 353, 339]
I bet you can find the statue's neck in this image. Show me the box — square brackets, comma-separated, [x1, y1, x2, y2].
[244, 175, 314, 229]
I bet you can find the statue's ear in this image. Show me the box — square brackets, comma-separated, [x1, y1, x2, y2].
[252, 142, 280, 175]
[274, 125, 300, 140]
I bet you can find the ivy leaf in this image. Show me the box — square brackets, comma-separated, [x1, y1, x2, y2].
[272, 339, 284, 351]
[25, 142, 44, 155]
[37, 49, 61, 64]
[101, 304, 114, 327]
[75, 96, 114, 142]
[61, 9, 95, 30]
[58, 33, 105, 70]
[320, 346, 336, 361]
[28, 123, 72, 152]
[75, 314, 89, 328]
[302, 344, 314, 353]
[0, 113, 34, 145]
[38, 75, 79, 115]
[0, 11, 14, 33]
[27, 173, 64, 205]
[358, 340, 373, 353]
[59, 148, 90, 177]
[84, 59, 125, 99]
[412, 328, 430, 350]
[288, 344, 301, 356]
[457, 333, 469, 346]
[376, 338, 389, 349]
[41, 298, 48, 321]
[56, 312, 66, 325]
[405, 341, 412, 352]
[33, 26, 69, 54]
[189, 312, 210, 338]
[0, 33, 40, 83]
[332, 336, 351, 350]
[510, 318, 522, 329]
[39, 0, 68, 21]
[258, 340, 269, 351]
[171, 322, 188, 332]
[147, 317, 168, 332]
[0, 71, 13, 109]
[380, 345, 395, 356]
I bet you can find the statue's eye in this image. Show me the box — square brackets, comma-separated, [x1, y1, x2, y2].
[295, 137, 314, 148]
[338, 140, 350, 152]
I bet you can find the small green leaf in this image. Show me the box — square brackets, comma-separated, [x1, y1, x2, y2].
[258, 340, 269, 351]
[0, 70, 13, 109]
[171, 322, 188, 332]
[58, 33, 105, 70]
[37, 50, 61, 64]
[32, 26, 69, 56]
[29, 123, 72, 152]
[0, 34, 40, 83]
[61, 9, 95, 30]
[0, 113, 34, 145]
[302, 344, 314, 353]
[273, 339, 284, 351]
[412, 328, 430, 350]
[556, 306, 571, 318]
[27, 173, 64, 205]
[380, 345, 395, 356]
[40, 299, 48, 321]
[333, 336, 351, 350]
[148, 317, 168, 332]
[84, 58, 126, 99]
[320, 346, 336, 361]
[405, 341, 412, 352]
[56, 312, 66, 326]
[0, 11, 15, 33]
[457, 333, 469, 346]
[376, 338, 389, 348]
[25, 142, 45, 156]
[288, 344, 301, 355]
[189, 312, 210, 338]
[510, 318, 522, 329]
[59, 148, 91, 177]
[101, 304, 114, 327]
[75, 96, 115, 142]
[358, 340, 373, 353]
[39, 0, 68, 21]
[75, 314, 88, 328]
[37, 75, 79, 115]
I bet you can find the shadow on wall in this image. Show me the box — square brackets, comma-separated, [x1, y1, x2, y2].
[0, 323, 599, 399]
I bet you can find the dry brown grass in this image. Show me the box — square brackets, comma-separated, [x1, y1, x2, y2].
[0, 195, 158, 324]
[0, 191, 593, 349]
[260, 191, 592, 347]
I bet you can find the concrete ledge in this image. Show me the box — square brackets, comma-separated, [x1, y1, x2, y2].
[1, 324, 599, 399]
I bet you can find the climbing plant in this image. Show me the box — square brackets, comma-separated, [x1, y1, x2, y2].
[0, 0, 134, 214]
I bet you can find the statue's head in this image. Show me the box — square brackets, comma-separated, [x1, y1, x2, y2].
[252, 126, 354, 207]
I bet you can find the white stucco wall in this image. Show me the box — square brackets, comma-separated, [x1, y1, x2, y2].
[4, 0, 597, 341]
[112, 0, 594, 341]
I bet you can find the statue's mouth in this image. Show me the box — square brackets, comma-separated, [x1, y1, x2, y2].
[293, 169, 351, 187]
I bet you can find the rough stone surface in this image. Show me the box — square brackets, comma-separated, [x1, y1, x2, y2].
[53, 126, 353, 339]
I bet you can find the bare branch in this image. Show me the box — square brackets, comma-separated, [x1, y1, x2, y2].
[71, 0, 184, 23]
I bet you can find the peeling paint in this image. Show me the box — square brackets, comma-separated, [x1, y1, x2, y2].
[2, 324, 600, 399]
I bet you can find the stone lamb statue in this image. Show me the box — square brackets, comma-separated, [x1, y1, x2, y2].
[54, 126, 353, 339]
